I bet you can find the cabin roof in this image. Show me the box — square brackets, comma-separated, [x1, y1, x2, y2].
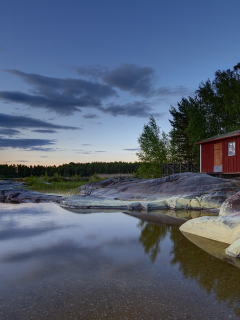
[196, 130, 240, 145]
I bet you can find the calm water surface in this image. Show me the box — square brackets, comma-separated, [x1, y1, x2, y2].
[0, 203, 240, 319]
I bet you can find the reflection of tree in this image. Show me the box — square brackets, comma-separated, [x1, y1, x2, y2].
[138, 217, 240, 317]
[138, 221, 169, 263]
[170, 228, 240, 317]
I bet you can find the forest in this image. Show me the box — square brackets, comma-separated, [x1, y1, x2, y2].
[170, 63, 240, 163]
[0, 161, 140, 178]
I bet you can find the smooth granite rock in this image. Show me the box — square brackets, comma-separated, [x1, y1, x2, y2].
[180, 188, 240, 257]
[0, 180, 62, 203]
[180, 212, 240, 245]
[225, 237, 240, 258]
[60, 173, 240, 211]
[2, 174, 240, 212]
[219, 190, 240, 216]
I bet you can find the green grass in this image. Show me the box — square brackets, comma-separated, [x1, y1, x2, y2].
[23, 174, 103, 196]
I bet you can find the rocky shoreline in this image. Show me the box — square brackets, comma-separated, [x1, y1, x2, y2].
[0, 180, 62, 203]
[3, 173, 240, 210]
[2, 173, 240, 258]
[60, 172, 240, 211]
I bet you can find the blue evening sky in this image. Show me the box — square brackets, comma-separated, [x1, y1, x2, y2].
[0, 0, 240, 165]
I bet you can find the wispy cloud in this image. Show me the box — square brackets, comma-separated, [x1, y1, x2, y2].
[73, 65, 108, 79]
[31, 129, 58, 134]
[155, 85, 195, 97]
[76, 150, 106, 154]
[0, 113, 79, 131]
[123, 148, 140, 151]
[76, 63, 156, 97]
[0, 128, 21, 136]
[0, 69, 116, 115]
[0, 137, 55, 150]
[76, 151, 91, 154]
[83, 113, 99, 119]
[0, 66, 194, 119]
[101, 63, 156, 97]
[99, 101, 164, 118]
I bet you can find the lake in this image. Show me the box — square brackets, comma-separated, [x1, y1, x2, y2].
[0, 202, 240, 319]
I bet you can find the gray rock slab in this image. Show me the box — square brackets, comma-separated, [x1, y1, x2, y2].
[225, 238, 240, 258]
[64, 173, 240, 211]
[2, 174, 240, 212]
[0, 180, 62, 203]
[81, 173, 240, 200]
[180, 212, 240, 245]
[219, 190, 240, 216]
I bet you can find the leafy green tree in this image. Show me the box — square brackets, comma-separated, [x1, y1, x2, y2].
[169, 63, 240, 167]
[136, 115, 169, 178]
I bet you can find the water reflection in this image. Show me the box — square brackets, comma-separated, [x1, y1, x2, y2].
[0, 203, 240, 319]
[135, 214, 240, 317]
[171, 228, 240, 316]
[138, 220, 170, 263]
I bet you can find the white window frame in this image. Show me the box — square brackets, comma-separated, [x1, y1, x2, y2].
[228, 141, 235, 156]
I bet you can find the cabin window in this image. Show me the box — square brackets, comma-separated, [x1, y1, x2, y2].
[228, 141, 235, 156]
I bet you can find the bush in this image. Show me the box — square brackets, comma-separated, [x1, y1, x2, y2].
[24, 175, 39, 186]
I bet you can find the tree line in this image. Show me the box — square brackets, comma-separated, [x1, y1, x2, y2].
[0, 161, 140, 178]
[136, 63, 240, 178]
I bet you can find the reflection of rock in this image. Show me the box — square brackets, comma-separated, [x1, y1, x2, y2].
[60, 173, 240, 211]
[125, 209, 218, 228]
[182, 231, 240, 269]
[125, 210, 187, 227]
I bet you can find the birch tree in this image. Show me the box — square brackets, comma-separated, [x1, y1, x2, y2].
[136, 116, 169, 178]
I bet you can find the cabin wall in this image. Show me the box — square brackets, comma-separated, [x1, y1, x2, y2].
[201, 136, 240, 173]
[222, 136, 240, 173]
[201, 142, 214, 172]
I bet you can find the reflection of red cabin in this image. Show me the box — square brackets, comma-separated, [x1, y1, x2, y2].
[196, 130, 240, 176]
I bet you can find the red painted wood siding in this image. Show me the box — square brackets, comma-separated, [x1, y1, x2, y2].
[222, 136, 240, 173]
[201, 136, 240, 173]
[201, 142, 214, 172]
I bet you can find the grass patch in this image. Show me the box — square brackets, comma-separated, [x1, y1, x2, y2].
[23, 174, 103, 196]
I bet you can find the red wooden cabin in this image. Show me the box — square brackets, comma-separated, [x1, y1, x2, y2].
[196, 130, 240, 175]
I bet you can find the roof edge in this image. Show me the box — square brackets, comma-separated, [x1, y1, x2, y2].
[196, 130, 240, 145]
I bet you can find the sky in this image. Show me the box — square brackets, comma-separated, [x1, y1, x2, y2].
[1, 0, 240, 166]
